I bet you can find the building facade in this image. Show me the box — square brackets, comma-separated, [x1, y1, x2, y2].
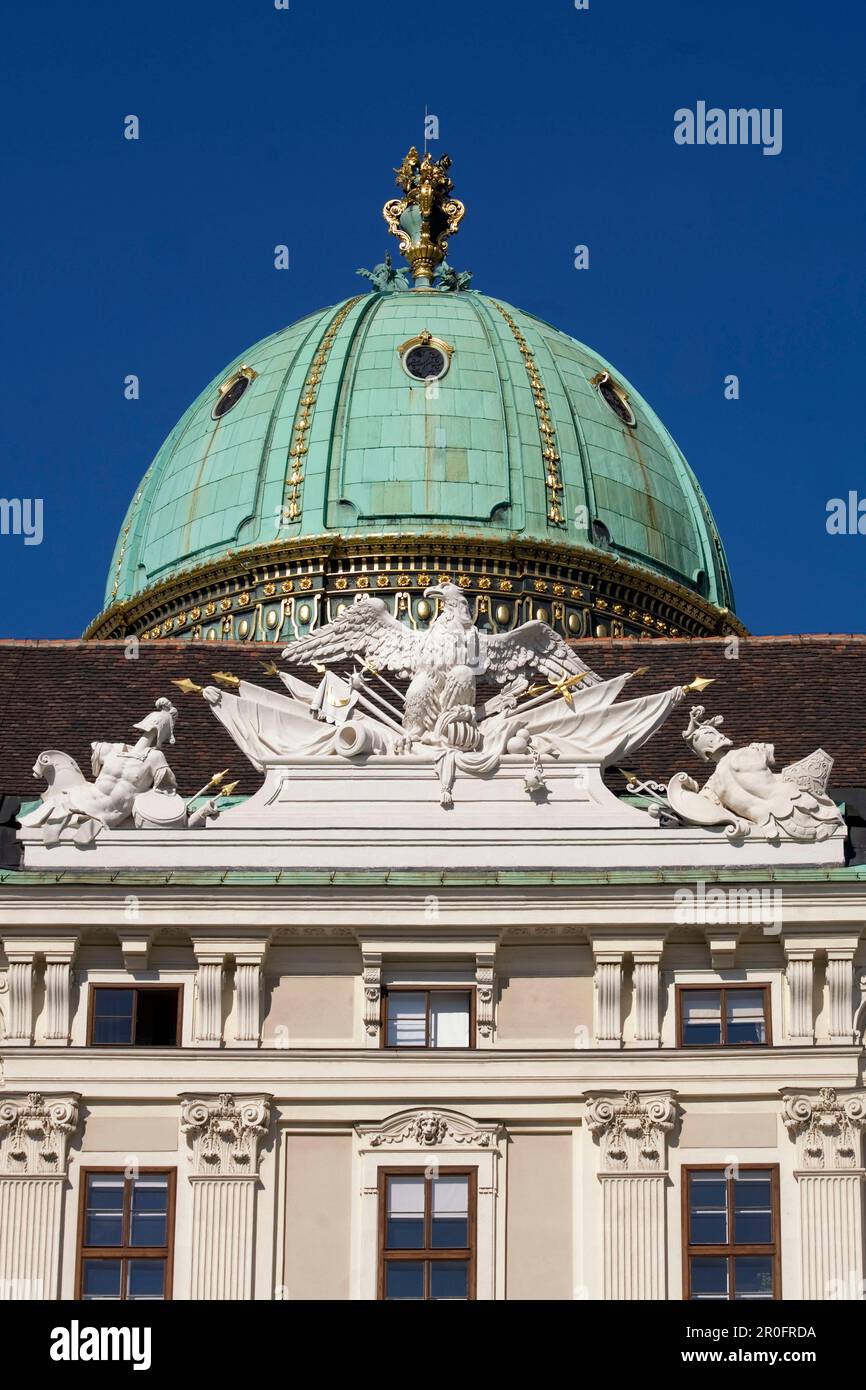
[1, 151, 864, 1302]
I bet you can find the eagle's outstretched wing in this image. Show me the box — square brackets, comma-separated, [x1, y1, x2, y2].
[281, 597, 421, 677]
[483, 621, 600, 687]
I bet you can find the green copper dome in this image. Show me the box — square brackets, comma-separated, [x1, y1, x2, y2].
[90, 289, 739, 645]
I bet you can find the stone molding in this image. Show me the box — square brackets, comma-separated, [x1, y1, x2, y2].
[180, 1093, 271, 1176]
[362, 951, 382, 1042]
[0, 1093, 80, 1176]
[585, 1090, 678, 1173]
[358, 1108, 501, 1151]
[782, 1088, 866, 1171]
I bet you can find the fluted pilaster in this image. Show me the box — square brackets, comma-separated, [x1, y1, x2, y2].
[632, 956, 661, 1046]
[598, 1174, 667, 1299]
[594, 955, 623, 1047]
[785, 949, 814, 1043]
[827, 952, 855, 1044]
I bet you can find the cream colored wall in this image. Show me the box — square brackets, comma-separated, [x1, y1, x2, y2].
[263, 946, 359, 1045]
[496, 945, 593, 1046]
[282, 1133, 353, 1300]
[506, 1132, 574, 1299]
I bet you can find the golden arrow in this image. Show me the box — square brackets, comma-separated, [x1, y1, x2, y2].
[171, 677, 203, 696]
[260, 660, 281, 679]
[682, 675, 715, 695]
[520, 670, 591, 712]
[212, 671, 240, 688]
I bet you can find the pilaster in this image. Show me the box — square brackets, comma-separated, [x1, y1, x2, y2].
[180, 1093, 271, 1300]
[0, 1093, 80, 1300]
[592, 952, 623, 1047]
[585, 1090, 677, 1300]
[784, 947, 815, 1044]
[632, 953, 662, 1046]
[191, 943, 225, 1047]
[42, 937, 80, 1045]
[782, 1088, 866, 1300]
[826, 950, 855, 1044]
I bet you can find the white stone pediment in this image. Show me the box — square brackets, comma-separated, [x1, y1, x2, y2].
[356, 1108, 502, 1151]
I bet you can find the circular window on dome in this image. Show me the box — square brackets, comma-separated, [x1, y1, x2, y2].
[592, 371, 636, 428]
[398, 331, 454, 383]
[212, 364, 258, 420]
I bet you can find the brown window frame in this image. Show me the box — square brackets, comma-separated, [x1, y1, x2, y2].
[75, 1167, 177, 1301]
[87, 984, 184, 1047]
[380, 985, 476, 1050]
[377, 1166, 477, 1301]
[676, 983, 772, 1048]
[682, 1163, 781, 1301]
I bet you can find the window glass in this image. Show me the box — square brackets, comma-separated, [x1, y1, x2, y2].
[85, 1175, 125, 1246]
[733, 1171, 773, 1245]
[688, 1171, 727, 1244]
[130, 1176, 169, 1247]
[734, 1256, 774, 1300]
[681, 991, 721, 1046]
[429, 993, 470, 1048]
[386, 993, 426, 1048]
[384, 1262, 424, 1299]
[726, 990, 766, 1045]
[431, 1176, 469, 1248]
[430, 1261, 469, 1299]
[689, 1256, 728, 1299]
[685, 1166, 778, 1300]
[126, 1260, 166, 1300]
[79, 1171, 173, 1301]
[92, 990, 135, 1045]
[81, 1259, 122, 1300]
[385, 1176, 425, 1249]
[380, 1170, 475, 1300]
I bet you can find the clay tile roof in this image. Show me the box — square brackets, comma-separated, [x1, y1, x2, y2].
[0, 634, 864, 800]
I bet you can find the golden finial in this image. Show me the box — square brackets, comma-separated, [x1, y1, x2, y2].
[212, 671, 241, 688]
[171, 677, 203, 696]
[383, 148, 465, 287]
[221, 780, 240, 798]
[260, 660, 281, 678]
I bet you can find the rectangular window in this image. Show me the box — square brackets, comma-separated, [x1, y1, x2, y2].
[383, 988, 473, 1049]
[89, 986, 181, 1046]
[678, 985, 770, 1047]
[378, 1168, 475, 1300]
[683, 1166, 779, 1300]
[77, 1170, 175, 1300]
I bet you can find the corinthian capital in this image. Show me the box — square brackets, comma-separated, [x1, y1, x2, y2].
[585, 1090, 678, 1173]
[0, 1092, 80, 1175]
[782, 1088, 866, 1171]
[180, 1093, 271, 1176]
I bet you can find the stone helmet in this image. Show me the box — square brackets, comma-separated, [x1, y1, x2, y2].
[133, 696, 178, 748]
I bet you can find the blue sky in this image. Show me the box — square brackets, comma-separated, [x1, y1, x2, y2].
[1, 0, 863, 638]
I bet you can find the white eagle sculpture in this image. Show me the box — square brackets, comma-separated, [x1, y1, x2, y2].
[281, 582, 600, 745]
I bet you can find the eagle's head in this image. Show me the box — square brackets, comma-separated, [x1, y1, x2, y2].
[424, 582, 472, 625]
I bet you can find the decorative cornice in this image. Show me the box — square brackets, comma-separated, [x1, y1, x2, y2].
[85, 530, 745, 643]
[180, 1093, 271, 1176]
[358, 1108, 501, 1150]
[585, 1090, 678, 1173]
[0, 1092, 79, 1175]
[782, 1088, 866, 1170]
